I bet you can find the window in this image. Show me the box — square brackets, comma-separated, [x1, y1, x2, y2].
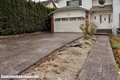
[100, 15, 102, 23]
[94, 16, 96, 19]
[78, 17, 85, 20]
[99, 0, 105, 5]
[69, 17, 76, 21]
[79, 0, 82, 6]
[104, 17, 106, 21]
[66, 0, 82, 6]
[55, 18, 61, 22]
[62, 18, 68, 21]
[66, 1, 69, 6]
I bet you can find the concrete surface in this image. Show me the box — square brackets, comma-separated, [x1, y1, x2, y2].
[77, 36, 120, 80]
[0, 33, 82, 75]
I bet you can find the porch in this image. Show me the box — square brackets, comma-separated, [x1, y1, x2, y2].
[96, 29, 112, 35]
[91, 5, 113, 34]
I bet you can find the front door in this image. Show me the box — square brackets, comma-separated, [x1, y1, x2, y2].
[99, 14, 111, 29]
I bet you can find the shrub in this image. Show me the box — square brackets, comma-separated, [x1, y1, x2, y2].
[89, 23, 97, 36]
[80, 23, 97, 39]
[0, 0, 55, 35]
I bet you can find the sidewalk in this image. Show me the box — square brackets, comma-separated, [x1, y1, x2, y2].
[77, 36, 120, 80]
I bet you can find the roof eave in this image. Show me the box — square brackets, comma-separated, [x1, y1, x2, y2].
[48, 7, 92, 16]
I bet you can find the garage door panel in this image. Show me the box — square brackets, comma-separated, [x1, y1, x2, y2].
[54, 20, 84, 32]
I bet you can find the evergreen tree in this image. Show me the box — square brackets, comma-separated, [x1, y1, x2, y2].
[0, 0, 55, 35]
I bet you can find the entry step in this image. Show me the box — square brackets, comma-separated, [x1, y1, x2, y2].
[96, 29, 112, 35]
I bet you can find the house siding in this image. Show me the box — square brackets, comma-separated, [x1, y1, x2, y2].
[54, 10, 85, 18]
[57, 0, 68, 8]
[92, 0, 113, 6]
[57, 0, 92, 10]
[113, 0, 120, 28]
[82, 0, 92, 10]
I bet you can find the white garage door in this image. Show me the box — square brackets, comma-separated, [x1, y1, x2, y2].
[54, 17, 85, 32]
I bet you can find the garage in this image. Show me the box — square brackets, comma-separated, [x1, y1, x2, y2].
[54, 17, 85, 32]
[51, 6, 90, 32]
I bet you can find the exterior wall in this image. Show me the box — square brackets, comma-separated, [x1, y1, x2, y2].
[54, 0, 120, 33]
[82, 0, 92, 10]
[92, 0, 113, 6]
[54, 10, 85, 18]
[46, 2, 56, 8]
[113, 0, 120, 28]
[91, 11, 113, 29]
[57, 0, 69, 8]
[53, 10, 86, 32]
[57, 0, 92, 10]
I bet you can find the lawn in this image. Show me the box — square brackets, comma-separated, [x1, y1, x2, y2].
[110, 36, 120, 74]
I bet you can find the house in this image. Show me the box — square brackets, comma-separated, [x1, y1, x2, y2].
[51, 0, 120, 35]
[42, 0, 57, 9]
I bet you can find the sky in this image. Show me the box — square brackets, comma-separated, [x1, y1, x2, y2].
[33, 0, 48, 2]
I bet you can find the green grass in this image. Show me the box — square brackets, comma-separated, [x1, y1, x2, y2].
[110, 37, 120, 48]
[111, 44, 120, 48]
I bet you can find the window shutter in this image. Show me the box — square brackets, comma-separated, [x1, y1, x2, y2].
[79, 0, 82, 6]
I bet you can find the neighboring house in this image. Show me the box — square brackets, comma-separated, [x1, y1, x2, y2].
[42, 0, 57, 9]
[51, 0, 120, 35]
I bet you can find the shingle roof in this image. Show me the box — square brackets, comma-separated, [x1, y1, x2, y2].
[90, 5, 113, 11]
[54, 0, 60, 3]
[42, 0, 57, 8]
[58, 6, 90, 11]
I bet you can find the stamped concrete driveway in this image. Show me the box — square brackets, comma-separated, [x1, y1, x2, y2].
[0, 33, 82, 75]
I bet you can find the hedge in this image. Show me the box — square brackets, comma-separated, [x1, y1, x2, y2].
[0, 0, 55, 35]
